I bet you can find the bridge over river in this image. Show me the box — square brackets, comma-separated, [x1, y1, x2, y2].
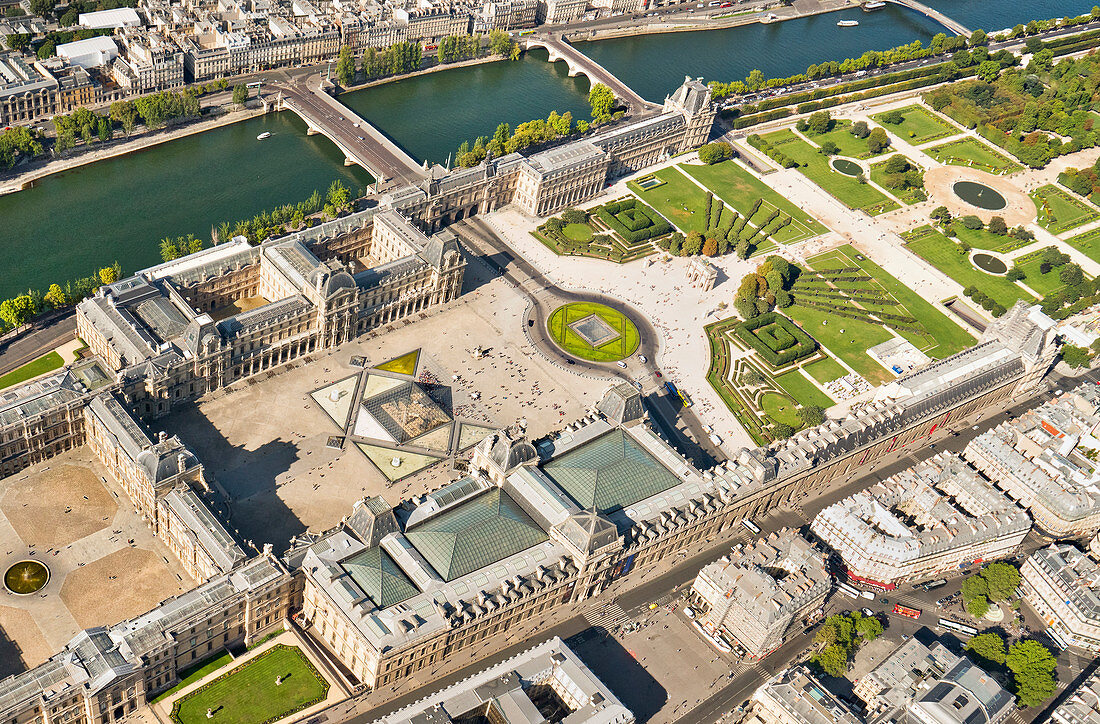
[271, 79, 429, 187]
[522, 35, 660, 112]
[882, 0, 971, 37]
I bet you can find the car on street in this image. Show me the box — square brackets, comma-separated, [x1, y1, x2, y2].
[861, 608, 874, 617]
[654, 371, 662, 377]
[616, 361, 627, 368]
[639, 355, 647, 363]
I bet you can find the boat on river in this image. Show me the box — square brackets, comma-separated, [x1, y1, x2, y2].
[257, 132, 272, 140]
[837, 19, 859, 26]
[862, 2, 886, 10]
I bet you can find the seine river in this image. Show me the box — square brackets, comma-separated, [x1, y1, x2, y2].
[0, 0, 1095, 299]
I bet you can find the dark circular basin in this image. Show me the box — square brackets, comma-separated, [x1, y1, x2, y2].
[973, 253, 1008, 274]
[831, 158, 861, 176]
[4, 560, 49, 594]
[953, 181, 1006, 210]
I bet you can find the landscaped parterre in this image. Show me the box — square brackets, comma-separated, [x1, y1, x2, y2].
[904, 226, 1036, 308]
[1031, 184, 1100, 235]
[871, 104, 960, 145]
[170, 645, 329, 724]
[546, 302, 640, 362]
[925, 137, 1020, 175]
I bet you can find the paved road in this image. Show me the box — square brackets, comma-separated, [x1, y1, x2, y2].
[453, 217, 721, 466]
[0, 313, 76, 377]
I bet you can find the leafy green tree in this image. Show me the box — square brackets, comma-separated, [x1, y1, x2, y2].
[0, 294, 38, 328]
[588, 83, 615, 120]
[43, 283, 68, 309]
[560, 207, 586, 224]
[966, 595, 990, 618]
[965, 633, 1007, 665]
[326, 179, 352, 211]
[97, 116, 111, 143]
[682, 231, 703, 256]
[1062, 344, 1093, 368]
[987, 216, 1007, 235]
[336, 45, 355, 86]
[812, 644, 848, 677]
[969, 29, 988, 47]
[982, 563, 1021, 602]
[232, 84, 248, 104]
[854, 614, 883, 641]
[977, 59, 1002, 82]
[772, 422, 795, 439]
[98, 264, 120, 285]
[110, 100, 138, 136]
[5, 33, 31, 49]
[819, 140, 838, 155]
[1007, 640, 1057, 707]
[867, 127, 890, 154]
[806, 110, 832, 134]
[800, 404, 825, 428]
[880, 109, 905, 125]
[698, 141, 733, 164]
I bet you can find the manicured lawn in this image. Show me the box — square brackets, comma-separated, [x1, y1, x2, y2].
[904, 227, 1037, 308]
[785, 301, 893, 384]
[679, 160, 827, 242]
[761, 391, 802, 427]
[821, 244, 974, 359]
[804, 357, 847, 383]
[1066, 227, 1100, 264]
[1032, 184, 1100, 235]
[925, 137, 1020, 174]
[804, 120, 888, 160]
[953, 226, 1035, 253]
[868, 157, 927, 205]
[153, 653, 235, 704]
[171, 645, 328, 724]
[546, 302, 640, 362]
[1013, 250, 1071, 297]
[0, 351, 64, 391]
[627, 166, 711, 234]
[871, 105, 960, 145]
[774, 370, 833, 408]
[761, 130, 898, 215]
[562, 223, 593, 242]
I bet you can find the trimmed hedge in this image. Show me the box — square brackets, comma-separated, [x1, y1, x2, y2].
[597, 198, 672, 242]
[736, 312, 818, 367]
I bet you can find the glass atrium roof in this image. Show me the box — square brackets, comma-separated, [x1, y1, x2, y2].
[342, 546, 419, 608]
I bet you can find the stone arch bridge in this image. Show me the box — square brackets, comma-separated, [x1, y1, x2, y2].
[522, 35, 659, 112]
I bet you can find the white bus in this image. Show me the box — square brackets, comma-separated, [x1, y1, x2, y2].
[741, 518, 761, 534]
[938, 618, 978, 637]
[837, 582, 859, 599]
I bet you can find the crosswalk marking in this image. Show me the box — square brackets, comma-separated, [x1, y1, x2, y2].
[585, 603, 629, 629]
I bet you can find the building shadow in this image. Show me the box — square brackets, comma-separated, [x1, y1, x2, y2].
[566, 627, 668, 723]
[0, 625, 30, 680]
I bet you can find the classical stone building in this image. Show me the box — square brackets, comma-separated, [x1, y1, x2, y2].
[811, 452, 1032, 589]
[689, 529, 830, 659]
[1021, 543, 1100, 653]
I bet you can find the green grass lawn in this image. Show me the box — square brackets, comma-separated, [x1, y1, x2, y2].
[818, 244, 974, 359]
[0, 351, 64, 391]
[1032, 184, 1100, 235]
[1066, 227, 1100, 264]
[153, 653, 235, 704]
[804, 120, 888, 160]
[905, 227, 1037, 308]
[562, 223, 593, 242]
[627, 166, 712, 234]
[679, 160, 827, 242]
[871, 105, 961, 145]
[171, 645, 328, 724]
[762, 130, 898, 215]
[547, 302, 640, 362]
[784, 301, 894, 384]
[868, 157, 927, 205]
[925, 137, 1020, 174]
[774, 370, 833, 408]
[1013, 250, 1071, 297]
[952, 225, 1035, 253]
[803, 357, 848, 383]
[760, 391, 802, 427]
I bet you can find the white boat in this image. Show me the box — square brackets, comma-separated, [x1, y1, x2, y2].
[862, 1, 885, 10]
[837, 19, 859, 26]
[256, 132, 271, 140]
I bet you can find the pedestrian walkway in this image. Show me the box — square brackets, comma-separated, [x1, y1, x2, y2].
[584, 602, 629, 629]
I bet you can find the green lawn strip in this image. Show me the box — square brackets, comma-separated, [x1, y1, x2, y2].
[0, 351, 64, 391]
[804, 119, 888, 160]
[871, 105, 961, 145]
[904, 227, 1036, 308]
[679, 160, 827, 242]
[547, 302, 639, 362]
[761, 130, 898, 215]
[867, 158, 927, 205]
[774, 370, 833, 408]
[627, 166, 712, 234]
[953, 226, 1032, 252]
[562, 223, 593, 242]
[152, 652, 236, 704]
[829, 244, 974, 358]
[1013, 250, 1071, 297]
[784, 300, 894, 385]
[171, 645, 328, 724]
[925, 137, 1020, 174]
[804, 357, 847, 383]
[1066, 227, 1100, 264]
[1031, 184, 1100, 235]
[704, 320, 770, 445]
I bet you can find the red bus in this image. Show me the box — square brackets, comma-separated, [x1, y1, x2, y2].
[893, 604, 921, 619]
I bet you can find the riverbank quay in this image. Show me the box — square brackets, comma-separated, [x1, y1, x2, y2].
[0, 104, 268, 196]
[567, 0, 854, 41]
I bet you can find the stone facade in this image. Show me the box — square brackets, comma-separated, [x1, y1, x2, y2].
[1021, 543, 1100, 653]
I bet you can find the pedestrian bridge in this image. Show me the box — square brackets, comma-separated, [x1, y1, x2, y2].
[522, 35, 659, 112]
[882, 0, 972, 37]
[273, 80, 428, 187]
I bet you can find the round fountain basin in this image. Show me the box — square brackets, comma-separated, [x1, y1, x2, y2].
[973, 253, 1008, 275]
[953, 181, 1007, 210]
[831, 158, 861, 176]
[4, 560, 49, 595]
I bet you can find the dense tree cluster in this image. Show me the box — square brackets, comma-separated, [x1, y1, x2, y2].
[734, 255, 797, 320]
[213, 181, 354, 245]
[964, 633, 1059, 707]
[360, 42, 423, 80]
[0, 262, 120, 331]
[436, 34, 480, 63]
[811, 611, 883, 677]
[52, 107, 113, 152]
[877, 154, 923, 192]
[1060, 157, 1100, 199]
[698, 141, 733, 165]
[960, 563, 1020, 618]
[0, 127, 43, 170]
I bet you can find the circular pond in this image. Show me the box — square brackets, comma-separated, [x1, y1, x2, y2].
[972, 253, 1008, 275]
[831, 158, 861, 176]
[4, 560, 49, 595]
[953, 181, 1007, 210]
